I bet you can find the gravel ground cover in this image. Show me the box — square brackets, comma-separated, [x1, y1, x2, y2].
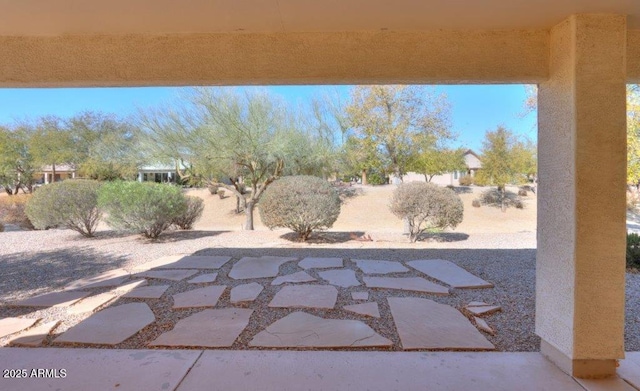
[0, 226, 638, 351]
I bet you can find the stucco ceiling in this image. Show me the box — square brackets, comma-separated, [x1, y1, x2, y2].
[0, 0, 639, 35]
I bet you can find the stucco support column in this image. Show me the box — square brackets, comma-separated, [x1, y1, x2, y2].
[537, 14, 627, 378]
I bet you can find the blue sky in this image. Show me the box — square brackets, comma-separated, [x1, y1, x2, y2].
[0, 85, 536, 151]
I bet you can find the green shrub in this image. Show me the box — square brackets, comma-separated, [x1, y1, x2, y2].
[259, 175, 341, 241]
[25, 181, 101, 237]
[367, 172, 387, 186]
[627, 233, 640, 270]
[389, 182, 464, 242]
[172, 195, 204, 230]
[98, 181, 187, 239]
[458, 175, 474, 186]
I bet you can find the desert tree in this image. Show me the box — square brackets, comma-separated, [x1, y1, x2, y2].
[345, 85, 453, 182]
[0, 125, 38, 195]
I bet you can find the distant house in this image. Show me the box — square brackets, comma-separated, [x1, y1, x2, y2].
[394, 149, 482, 186]
[137, 164, 179, 183]
[40, 164, 77, 184]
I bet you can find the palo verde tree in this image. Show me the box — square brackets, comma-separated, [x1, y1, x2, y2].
[345, 85, 453, 182]
[407, 132, 466, 182]
[139, 87, 330, 230]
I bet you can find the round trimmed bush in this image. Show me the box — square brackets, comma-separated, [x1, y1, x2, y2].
[172, 195, 204, 230]
[98, 181, 187, 239]
[25, 181, 101, 237]
[259, 175, 341, 241]
[389, 182, 463, 242]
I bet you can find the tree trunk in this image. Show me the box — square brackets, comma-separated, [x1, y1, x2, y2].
[244, 201, 255, 230]
[501, 186, 506, 213]
[52, 163, 56, 183]
[361, 169, 368, 185]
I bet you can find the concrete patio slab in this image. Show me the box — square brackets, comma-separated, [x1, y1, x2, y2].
[68, 292, 118, 314]
[298, 257, 343, 269]
[0, 317, 38, 338]
[0, 348, 200, 391]
[172, 286, 226, 309]
[136, 269, 199, 281]
[363, 276, 449, 295]
[354, 259, 409, 274]
[230, 283, 264, 303]
[343, 302, 380, 318]
[187, 273, 218, 284]
[55, 303, 155, 345]
[351, 292, 369, 301]
[575, 376, 637, 391]
[229, 256, 296, 280]
[154, 255, 232, 270]
[149, 308, 253, 348]
[619, 352, 640, 389]
[407, 259, 494, 289]
[177, 351, 587, 391]
[318, 269, 360, 288]
[388, 297, 494, 350]
[269, 285, 338, 310]
[250, 312, 392, 348]
[123, 285, 170, 299]
[7, 320, 60, 347]
[11, 290, 90, 308]
[271, 271, 316, 285]
[64, 268, 130, 290]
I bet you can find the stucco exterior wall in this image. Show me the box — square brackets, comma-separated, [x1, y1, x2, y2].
[537, 14, 626, 370]
[0, 30, 549, 87]
[629, 30, 640, 82]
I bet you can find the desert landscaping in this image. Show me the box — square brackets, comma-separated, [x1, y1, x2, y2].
[1, 184, 638, 353]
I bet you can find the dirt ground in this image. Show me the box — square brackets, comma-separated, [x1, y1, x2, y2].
[187, 184, 538, 235]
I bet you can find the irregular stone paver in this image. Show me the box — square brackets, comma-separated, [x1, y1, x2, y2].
[269, 285, 338, 310]
[172, 286, 226, 309]
[230, 283, 264, 303]
[154, 255, 232, 270]
[271, 271, 316, 285]
[113, 279, 148, 293]
[12, 291, 90, 308]
[250, 312, 392, 348]
[123, 285, 170, 299]
[363, 276, 449, 295]
[55, 303, 155, 345]
[407, 260, 493, 289]
[354, 259, 409, 275]
[149, 308, 253, 348]
[8, 321, 60, 347]
[0, 317, 38, 338]
[388, 297, 494, 350]
[65, 268, 130, 290]
[466, 305, 501, 316]
[136, 269, 199, 281]
[188, 273, 218, 284]
[474, 317, 495, 335]
[468, 301, 489, 307]
[229, 256, 296, 280]
[351, 292, 369, 301]
[343, 302, 380, 318]
[68, 292, 118, 314]
[298, 257, 343, 270]
[318, 269, 360, 288]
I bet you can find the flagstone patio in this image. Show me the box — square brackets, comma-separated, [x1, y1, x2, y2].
[1, 254, 509, 351]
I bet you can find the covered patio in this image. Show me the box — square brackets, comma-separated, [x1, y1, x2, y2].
[0, 0, 639, 388]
